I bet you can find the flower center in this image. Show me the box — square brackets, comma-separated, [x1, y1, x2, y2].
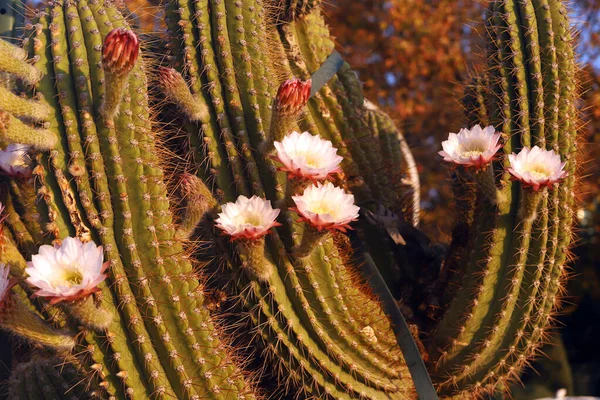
[236, 212, 262, 227]
[292, 150, 322, 169]
[55, 266, 84, 287]
[308, 200, 337, 218]
[527, 165, 550, 180]
[459, 141, 486, 157]
[461, 149, 484, 157]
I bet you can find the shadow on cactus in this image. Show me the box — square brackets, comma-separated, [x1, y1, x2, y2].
[0, 0, 579, 399]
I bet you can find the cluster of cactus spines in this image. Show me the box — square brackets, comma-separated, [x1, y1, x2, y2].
[430, 0, 578, 396]
[0, 0, 580, 398]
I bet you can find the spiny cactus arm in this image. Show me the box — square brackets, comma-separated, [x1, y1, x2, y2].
[364, 100, 420, 224]
[429, 0, 577, 395]
[0, 87, 50, 122]
[463, 75, 490, 128]
[164, 0, 419, 397]
[8, 357, 91, 400]
[0, 38, 28, 61]
[280, 12, 405, 207]
[1, 188, 37, 255]
[0, 111, 56, 150]
[0, 44, 42, 86]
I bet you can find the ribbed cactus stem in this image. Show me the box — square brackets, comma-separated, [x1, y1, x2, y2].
[158, 66, 209, 122]
[0, 292, 75, 351]
[237, 238, 274, 281]
[0, 111, 56, 150]
[431, 0, 577, 396]
[62, 295, 113, 332]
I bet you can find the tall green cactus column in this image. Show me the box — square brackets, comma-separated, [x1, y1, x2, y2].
[162, 0, 416, 398]
[2, 1, 255, 398]
[429, 0, 577, 397]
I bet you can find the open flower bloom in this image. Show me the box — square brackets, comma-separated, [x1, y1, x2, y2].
[25, 237, 108, 304]
[0, 144, 31, 178]
[439, 124, 502, 169]
[215, 196, 281, 241]
[0, 264, 12, 305]
[273, 131, 343, 181]
[508, 146, 567, 191]
[291, 182, 360, 232]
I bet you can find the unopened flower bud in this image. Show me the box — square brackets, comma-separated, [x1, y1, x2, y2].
[102, 28, 139, 76]
[275, 78, 311, 116]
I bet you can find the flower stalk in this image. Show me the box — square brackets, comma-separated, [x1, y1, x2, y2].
[261, 79, 311, 154]
[100, 28, 140, 119]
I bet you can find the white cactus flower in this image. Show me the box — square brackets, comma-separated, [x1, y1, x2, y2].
[25, 237, 108, 304]
[0, 144, 31, 178]
[439, 124, 502, 169]
[273, 131, 343, 181]
[215, 195, 281, 241]
[508, 146, 567, 191]
[0, 264, 12, 304]
[291, 182, 360, 232]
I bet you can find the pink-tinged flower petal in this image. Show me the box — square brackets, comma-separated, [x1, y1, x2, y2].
[439, 124, 502, 169]
[0, 144, 31, 178]
[507, 146, 567, 191]
[215, 196, 281, 241]
[0, 264, 11, 303]
[273, 131, 343, 182]
[291, 182, 359, 232]
[25, 237, 108, 303]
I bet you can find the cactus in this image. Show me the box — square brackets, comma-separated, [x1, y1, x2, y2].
[0, 0, 579, 399]
[429, 0, 578, 397]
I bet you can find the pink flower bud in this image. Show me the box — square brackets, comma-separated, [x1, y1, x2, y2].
[275, 78, 311, 115]
[102, 28, 140, 76]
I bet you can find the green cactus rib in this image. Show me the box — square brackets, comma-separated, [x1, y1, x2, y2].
[430, 0, 577, 396]
[463, 75, 490, 128]
[0, 0, 257, 398]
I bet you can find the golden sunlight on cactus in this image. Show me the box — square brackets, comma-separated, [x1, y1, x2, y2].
[0, 0, 584, 399]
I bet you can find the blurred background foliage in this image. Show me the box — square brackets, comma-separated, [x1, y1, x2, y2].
[20, 0, 600, 397]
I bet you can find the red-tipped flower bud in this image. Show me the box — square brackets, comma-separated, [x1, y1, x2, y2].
[275, 78, 311, 115]
[158, 66, 183, 89]
[102, 28, 139, 76]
